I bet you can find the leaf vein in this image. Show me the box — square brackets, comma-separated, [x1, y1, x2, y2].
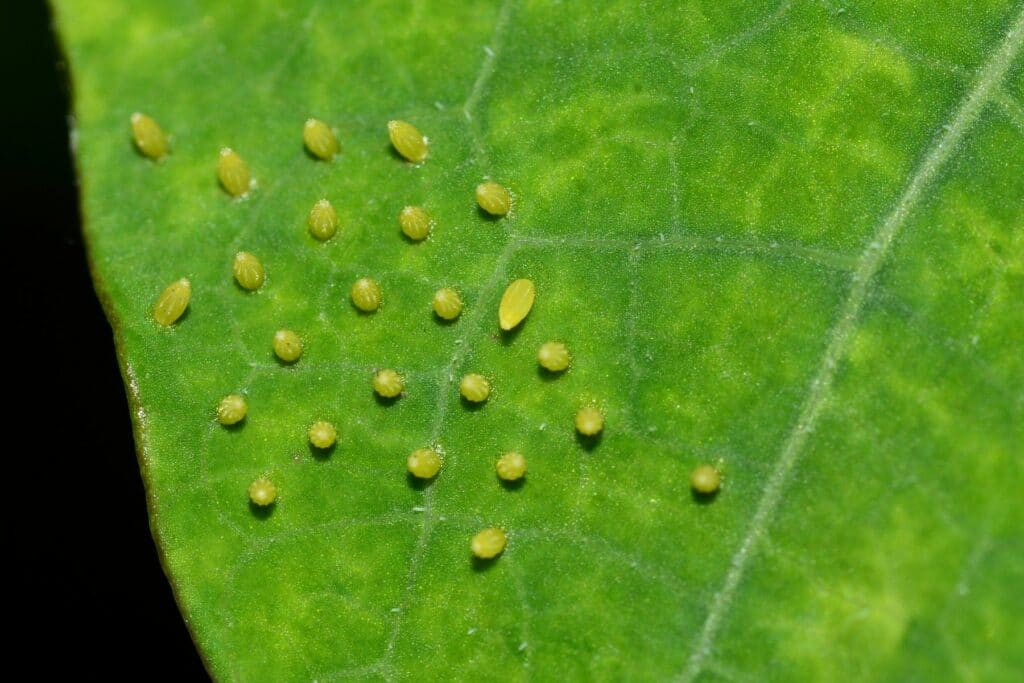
[462, 0, 518, 170]
[680, 7, 1024, 680]
[678, 0, 793, 76]
[995, 89, 1024, 133]
[513, 232, 859, 270]
[381, 239, 521, 678]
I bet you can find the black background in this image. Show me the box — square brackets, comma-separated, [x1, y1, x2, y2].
[6, 3, 209, 678]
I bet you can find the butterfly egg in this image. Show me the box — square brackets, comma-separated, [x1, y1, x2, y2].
[273, 329, 303, 363]
[351, 277, 382, 312]
[407, 448, 442, 479]
[471, 527, 507, 559]
[233, 251, 265, 291]
[537, 341, 570, 372]
[498, 278, 535, 331]
[475, 181, 512, 216]
[153, 277, 191, 326]
[399, 206, 432, 241]
[308, 420, 337, 449]
[308, 199, 338, 241]
[373, 369, 404, 398]
[216, 394, 248, 426]
[130, 112, 169, 160]
[387, 119, 428, 162]
[303, 118, 339, 160]
[690, 464, 721, 495]
[432, 287, 463, 320]
[248, 477, 277, 506]
[575, 406, 604, 436]
[459, 373, 491, 403]
[496, 452, 526, 481]
[218, 147, 252, 197]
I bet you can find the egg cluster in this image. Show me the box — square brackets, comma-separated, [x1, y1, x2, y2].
[135, 113, 720, 562]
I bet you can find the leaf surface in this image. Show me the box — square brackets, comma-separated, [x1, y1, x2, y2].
[55, 1, 1024, 680]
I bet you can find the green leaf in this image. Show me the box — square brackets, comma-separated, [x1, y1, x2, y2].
[55, 1, 1024, 679]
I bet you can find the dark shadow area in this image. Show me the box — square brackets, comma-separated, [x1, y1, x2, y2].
[302, 143, 326, 162]
[233, 279, 261, 294]
[499, 477, 526, 492]
[433, 312, 460, 327]
[307, 443, 336, 461]
[536, 365, 566, 383]
[399, 229, 429, 246]
[169, 306, 192, 325]
[471, 555, 502, 572]
[384, 143, 406, 162]
[690, 489, 721, 506]
[476, 206, 504, 221]
[498, 323, 524, 346]
[5, 4, 209, 678]
[575, 431, 603, 452]
[405, 472, 434, 491]
[272, 350, 300, 367]
[219, 417, 247, 433]
[249, 502, 277, 520]
[460, 395, 488, 412]
[351, 303, 379, 316]
[374, 391, 402, 407]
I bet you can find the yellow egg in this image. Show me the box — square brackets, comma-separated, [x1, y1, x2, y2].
[399, 205, 432, 241]
[471, 527, 507, 559]
[407, 448, 442, 479]
[432, 287, 463, 321]
[216, 394, 248, 426]
[373, 369, 404, 398]
[308, 421, 337, 449]
[351, 277, 382, 312]
[499, 278, 535, 331]
[537, 341, 570, 372]
[218, 147, 251, 197]
[153, 277, 191, 326]
[690, 464, 722, 495]
[273, 329, 303, 363]
[233, 251, 265, 291]
[475, 181, 511, 216]
[459, 373, 491, 403]
[130, 112, 169, 160]
[495, 452, 527, 481]
[387, 119, 428, 162]
[575, 406, 604, 436]
[303, 118, 339, 160]
[248, 477, 277, 506]
[308, 199, 338, 241]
